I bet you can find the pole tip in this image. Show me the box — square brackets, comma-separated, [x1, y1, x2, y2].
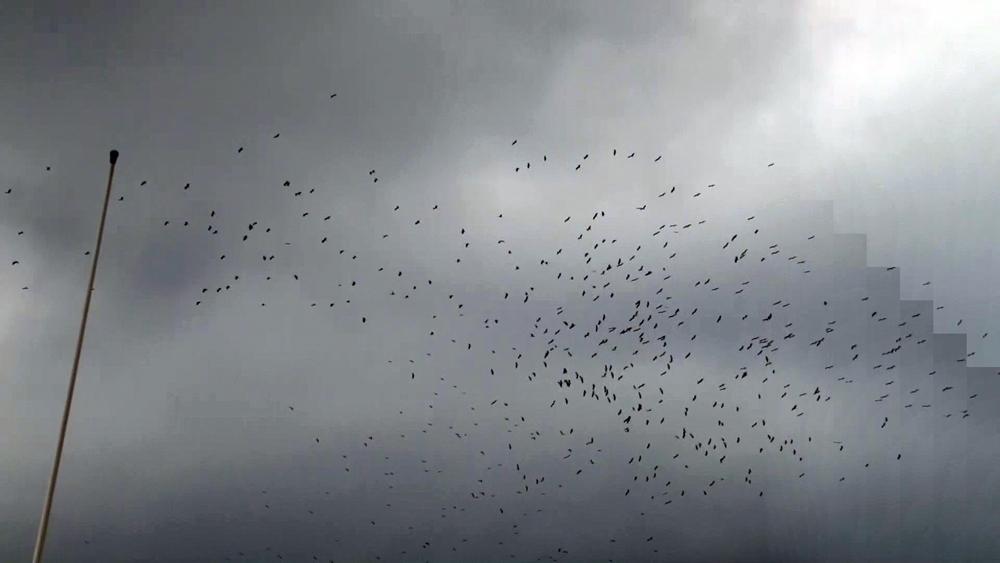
[109, 150, 119, 165]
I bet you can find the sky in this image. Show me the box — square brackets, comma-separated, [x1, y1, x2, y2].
[1, 1, 999, 561]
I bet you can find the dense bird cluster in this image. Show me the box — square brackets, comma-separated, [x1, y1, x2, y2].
[4, 93, 997, 562]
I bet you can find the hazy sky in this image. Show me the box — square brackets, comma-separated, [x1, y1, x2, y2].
[1, 2, 998, 562]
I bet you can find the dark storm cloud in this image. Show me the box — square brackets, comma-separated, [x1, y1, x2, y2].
[1, 1, 999, 562]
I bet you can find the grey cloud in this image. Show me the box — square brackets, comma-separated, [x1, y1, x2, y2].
[1, 2, 999, 562]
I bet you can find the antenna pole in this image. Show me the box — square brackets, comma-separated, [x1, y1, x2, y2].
[32, 149, 120, 563]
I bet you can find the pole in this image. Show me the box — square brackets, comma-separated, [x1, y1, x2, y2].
[32, 149, 119, 563]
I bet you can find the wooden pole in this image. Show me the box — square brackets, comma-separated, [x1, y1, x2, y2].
[32, 149, 119, 563]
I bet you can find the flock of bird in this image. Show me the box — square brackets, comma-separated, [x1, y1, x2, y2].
[3, 91, 996, 562]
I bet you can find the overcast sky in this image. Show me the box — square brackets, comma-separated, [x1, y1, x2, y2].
[2, 2, 999, 562]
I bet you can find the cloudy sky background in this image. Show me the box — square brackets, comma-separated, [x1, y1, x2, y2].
[1, 1, 999, 561]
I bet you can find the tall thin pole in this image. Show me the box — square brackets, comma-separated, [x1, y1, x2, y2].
[32, 150, 119, 563]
